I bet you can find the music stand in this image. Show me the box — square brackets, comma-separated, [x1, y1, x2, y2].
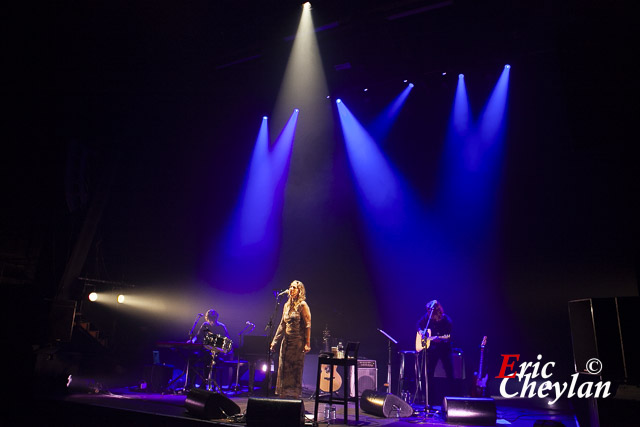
[377, 328, 398, 394]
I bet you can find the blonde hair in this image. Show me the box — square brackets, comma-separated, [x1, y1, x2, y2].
[288, 280, 306, 311]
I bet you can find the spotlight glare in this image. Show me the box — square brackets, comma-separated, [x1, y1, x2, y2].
[409, 83, 414, 87]
[262, 116, 267, 120]
[294, 108, 299, 113]
[505, 64, 511, 69]
[326, 95, 330, 99]
[459, 74, 464, 79]
[336, 99, 342, 104]
[442, 72, 447, 76]
[88, 292, 98, 302]
[303, 2, 311, 9]
[403, 80, 408, 83]
[117, 294, 125, 304]
[364, 88, 368, 92]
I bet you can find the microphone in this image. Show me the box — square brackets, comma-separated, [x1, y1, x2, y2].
[426, 300, 437, 309]
[197, 313, 204, 316]
[246, 321, 255, 326]
[277, 289, 289, 296]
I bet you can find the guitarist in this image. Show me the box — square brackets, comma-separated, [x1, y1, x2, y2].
[415, 300, 453, 402]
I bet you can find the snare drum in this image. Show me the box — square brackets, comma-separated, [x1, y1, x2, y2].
[204, 333, 233, 353]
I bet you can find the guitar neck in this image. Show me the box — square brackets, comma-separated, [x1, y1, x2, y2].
[477, 348, 484, 377]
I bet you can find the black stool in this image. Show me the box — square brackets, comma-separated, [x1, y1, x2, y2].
[313, 342, 360, 425]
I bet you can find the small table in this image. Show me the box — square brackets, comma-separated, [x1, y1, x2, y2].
[313, 354, 360, 424]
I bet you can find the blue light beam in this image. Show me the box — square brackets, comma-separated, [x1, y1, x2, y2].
[478, 65, 510, 147]
[369, 83, 414, 142]
[337, 100, 404, 228]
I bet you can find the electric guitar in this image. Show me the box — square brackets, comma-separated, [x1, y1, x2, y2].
[319, 326, 343, 392]
[471, 336, 488, 397]
[415, 328, 451, 352]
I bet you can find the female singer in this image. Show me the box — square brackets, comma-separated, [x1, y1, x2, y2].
[270, 280, 311, 398]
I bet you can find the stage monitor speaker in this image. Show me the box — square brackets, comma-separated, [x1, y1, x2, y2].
[443, 396, 496, 426]
[360, 390, 413, 418]
[184, 388, 241, 419]
[246, 397, 305, 427]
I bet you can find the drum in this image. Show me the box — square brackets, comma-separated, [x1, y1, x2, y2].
[204, 333, 233, 353]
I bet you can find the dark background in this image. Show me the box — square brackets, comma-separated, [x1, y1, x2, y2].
[2, 0, 636, 397]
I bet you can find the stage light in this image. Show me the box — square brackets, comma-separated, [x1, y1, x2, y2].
[294, 108, 299, 113]
[88, 292, 98, 302]
[326, 95, 330, 99]
[336, 99, 342, 104]
[117, 294, 125, 304]
[364, 88, 368, 92]
[505, 64, 511, 69]
[442, 72, 447, 75]
[459, 74, 464, 79]
[263, 116, 268, 120]
[409, 83, 414, 88]
[403, 80, 408, 83]
[303, 1, 311, 9]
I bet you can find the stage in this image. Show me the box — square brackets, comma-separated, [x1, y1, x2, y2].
[24, 386, 580, 427]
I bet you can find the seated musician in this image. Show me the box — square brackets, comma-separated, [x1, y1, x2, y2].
[190, 309, 233, 390]
[192, 309, 230, 343]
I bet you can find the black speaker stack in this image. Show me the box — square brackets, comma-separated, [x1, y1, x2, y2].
[568, 297, 640, 427]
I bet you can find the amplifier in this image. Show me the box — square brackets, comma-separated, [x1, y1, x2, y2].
[349, 360, 377, 397]
[358, 359, 376, 369]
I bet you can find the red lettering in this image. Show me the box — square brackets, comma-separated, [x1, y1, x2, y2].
[495, 354, 520, 378]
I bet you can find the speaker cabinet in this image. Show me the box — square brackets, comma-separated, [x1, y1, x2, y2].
[569, 297, 639, 383]
[49, 300, 76, 342]
[434, 348, 465, 379]
[443, 397, 496, 426]
[246, 397, 305, 427]
[348, 360, 378, 397]
[360, 390, 413, 418]
[184, 389, 241, 419]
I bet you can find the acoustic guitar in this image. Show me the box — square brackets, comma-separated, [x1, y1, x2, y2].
[415, 328, 451, 352]
[471, 336, 488, 397]
[319, 326, 342, 392]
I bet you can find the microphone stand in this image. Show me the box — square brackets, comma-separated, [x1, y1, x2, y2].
[419, 307, 435, 418]
[234, 323, 255, 393]
[188, 314, 203, 342]
[183, 314, 203, 392]
[377, 329, 398, 394]
[264, 291, 283, 397]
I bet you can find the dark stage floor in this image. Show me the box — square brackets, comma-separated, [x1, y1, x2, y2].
[25, 386, 580, 427]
